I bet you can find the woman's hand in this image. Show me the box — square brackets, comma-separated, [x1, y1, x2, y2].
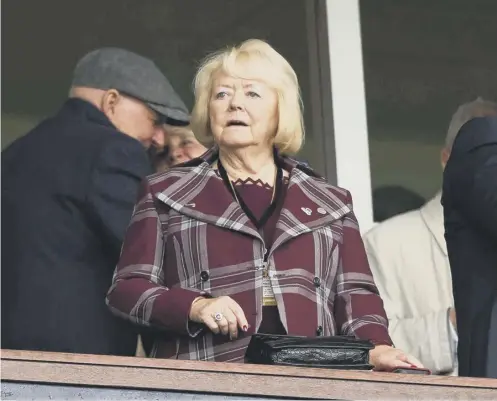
[189, 296, 249, 339]
[369, 345, 424, 371]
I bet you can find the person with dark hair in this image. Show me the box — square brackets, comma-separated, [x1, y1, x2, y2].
[372, 185, 425, 223]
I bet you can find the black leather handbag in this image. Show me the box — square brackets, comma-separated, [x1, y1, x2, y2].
[245, 333, 374, 370]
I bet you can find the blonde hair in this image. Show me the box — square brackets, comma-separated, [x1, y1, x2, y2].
[191, 39, 304, 155]
[164, 124, 196, 140]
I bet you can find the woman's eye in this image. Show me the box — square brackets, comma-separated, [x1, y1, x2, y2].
[214, 91, 227, 99]
[247, 91, 260, 98]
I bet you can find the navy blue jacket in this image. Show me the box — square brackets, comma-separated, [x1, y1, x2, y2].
[1, 99, 152, 355]
[442, 116, 497, 378]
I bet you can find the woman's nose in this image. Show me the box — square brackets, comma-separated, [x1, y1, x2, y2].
[173, 149, 187, 163]
[228, 91, 245, 110]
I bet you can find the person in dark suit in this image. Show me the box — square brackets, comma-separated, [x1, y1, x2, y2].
[1, 48, 189, 356]
[442, 115, 497, 378]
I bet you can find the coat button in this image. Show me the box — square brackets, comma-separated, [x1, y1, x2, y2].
[316, 326, 323, 336]
[313, 277, 321, 287]
[200, 271, 210, 281]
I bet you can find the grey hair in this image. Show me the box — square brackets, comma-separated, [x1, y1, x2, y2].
[445, 97, 497, 149]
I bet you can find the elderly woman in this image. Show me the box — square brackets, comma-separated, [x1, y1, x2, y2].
[168, 125, 208, 166]
[160, 125, 208, 171]
[106, 39, 422, 370]
[148, 125, 207, 173]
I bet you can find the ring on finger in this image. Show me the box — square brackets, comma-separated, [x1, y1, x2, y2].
[213, 312, 223, 322]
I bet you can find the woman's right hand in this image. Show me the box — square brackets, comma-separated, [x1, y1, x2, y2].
[189, 296, 249, 339]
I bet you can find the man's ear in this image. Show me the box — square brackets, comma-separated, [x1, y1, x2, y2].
[101, 89, 120, 118]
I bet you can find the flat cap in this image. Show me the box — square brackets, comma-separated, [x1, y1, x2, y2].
[71, 47, 189, 124]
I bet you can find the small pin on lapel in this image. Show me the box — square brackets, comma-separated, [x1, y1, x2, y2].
[317, 207, 327, 215]
[186, 202, 196, 208]
[301, 207, 312, 216]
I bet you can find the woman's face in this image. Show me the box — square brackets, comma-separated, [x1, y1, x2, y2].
[168, 135, 207, 166]
[209, 73, 278, 150]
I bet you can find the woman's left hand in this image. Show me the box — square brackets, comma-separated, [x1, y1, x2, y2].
[369, 345, 424, 371]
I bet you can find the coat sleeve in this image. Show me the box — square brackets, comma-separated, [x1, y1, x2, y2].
[333, 191, 393, 346]
[106, 178, 208, 336]
[363, 235, 457, 374]
[86, 136, 152, 262]
[450, 140, 497, 242]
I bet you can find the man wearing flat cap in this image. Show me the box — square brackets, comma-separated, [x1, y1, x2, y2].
[1, 48, 189, 356]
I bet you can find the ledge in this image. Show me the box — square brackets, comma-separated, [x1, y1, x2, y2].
[2, 349, 497, 400]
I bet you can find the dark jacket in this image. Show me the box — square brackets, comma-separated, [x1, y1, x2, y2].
[1, 98, 152, 355]
[442, 116, 497, 378]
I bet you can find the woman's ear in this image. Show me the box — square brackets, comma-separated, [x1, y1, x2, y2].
[101, 89, 120, 118]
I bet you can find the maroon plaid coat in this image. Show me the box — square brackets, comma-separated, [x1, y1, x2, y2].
[106, 147, 392, 361]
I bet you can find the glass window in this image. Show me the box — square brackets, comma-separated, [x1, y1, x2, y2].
[361, 0, 497, 203]
[2, 0, 329, 174]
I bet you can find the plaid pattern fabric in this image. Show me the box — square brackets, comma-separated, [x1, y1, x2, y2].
[107, 147, 392, 361]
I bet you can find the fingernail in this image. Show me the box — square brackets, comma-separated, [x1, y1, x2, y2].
[242, 325, 248, 331]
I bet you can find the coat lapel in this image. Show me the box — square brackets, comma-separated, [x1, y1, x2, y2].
[153, 148, 350, 247]
[271, 164, 351, 251]
[153, 148, 261, 240]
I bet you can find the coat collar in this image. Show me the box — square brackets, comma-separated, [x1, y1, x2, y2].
[154, 147, 351, 247]
[420, 191, 447, 256]
[60, 98, 116, 129]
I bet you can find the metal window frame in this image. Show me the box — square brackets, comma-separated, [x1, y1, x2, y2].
[307, 0, 374, 233]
